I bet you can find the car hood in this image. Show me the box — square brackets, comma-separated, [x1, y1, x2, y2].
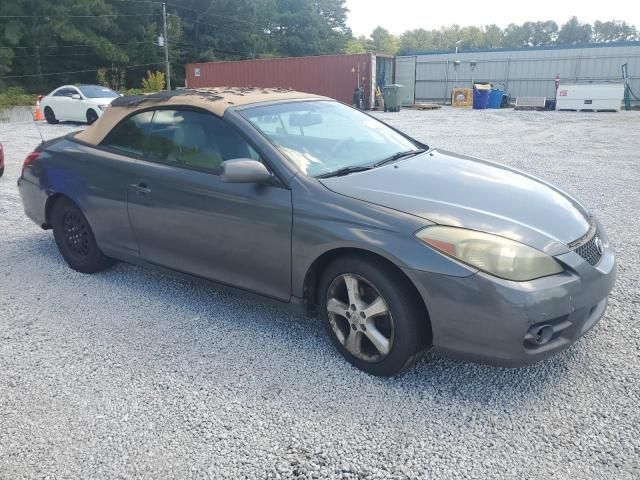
[319, 149, 591, 255]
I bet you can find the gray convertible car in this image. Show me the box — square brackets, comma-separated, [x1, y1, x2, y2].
[18, 88, 616, 376]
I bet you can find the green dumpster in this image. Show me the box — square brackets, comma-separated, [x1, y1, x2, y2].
[383, 84, 403, 112]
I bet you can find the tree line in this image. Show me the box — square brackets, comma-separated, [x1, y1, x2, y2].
[0, 0, 351, 92]
[0, 0, 637, 93]
[349, 18, 639, 55]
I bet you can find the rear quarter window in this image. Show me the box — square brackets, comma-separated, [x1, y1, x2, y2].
[101, 111, 154, 156]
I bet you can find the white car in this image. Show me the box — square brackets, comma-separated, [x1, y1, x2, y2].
[41, 85, 120, 125]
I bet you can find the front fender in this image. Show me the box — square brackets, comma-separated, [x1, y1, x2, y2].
[290, 177, 476, 299]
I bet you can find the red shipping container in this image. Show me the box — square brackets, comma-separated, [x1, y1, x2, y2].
[186, 53, 379, 109]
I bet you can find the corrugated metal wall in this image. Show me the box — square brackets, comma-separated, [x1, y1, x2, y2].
[186, 54, 374, 108]
[396, 43, 640, 105]
[395, 56, 416, 105]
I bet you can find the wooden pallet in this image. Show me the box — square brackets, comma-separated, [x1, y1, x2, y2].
[514, 96, 546, 111]
[410, 103, 442, 110]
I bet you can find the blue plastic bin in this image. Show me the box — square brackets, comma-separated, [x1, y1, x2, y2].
[472, 84, 490, 109]
[488, 89, 504, 108]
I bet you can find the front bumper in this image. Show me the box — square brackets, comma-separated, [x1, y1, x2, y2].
[403, 244, 616, 367]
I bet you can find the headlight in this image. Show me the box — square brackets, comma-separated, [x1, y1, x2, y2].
[98, 104, 109, 111]
[416, 226, 563, 281]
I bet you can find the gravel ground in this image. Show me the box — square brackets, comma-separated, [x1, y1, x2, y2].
[1, 109, 639, 479]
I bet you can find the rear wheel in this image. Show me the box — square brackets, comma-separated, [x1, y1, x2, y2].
[51, 198, 114, 273]
[319, 256, 430, 376]
[44, 107, 58, 124]
[86, 109, 98, 125]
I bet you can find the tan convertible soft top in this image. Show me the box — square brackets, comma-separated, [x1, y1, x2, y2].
[75, 87, 326, 145]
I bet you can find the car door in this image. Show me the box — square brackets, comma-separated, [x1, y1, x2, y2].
[90, 110, 155, 256]
[67, 86, 86, 121]
[50, 88, 74, 121]
[126, 108, 293, 301]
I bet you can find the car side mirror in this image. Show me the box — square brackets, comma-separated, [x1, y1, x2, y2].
[71, 94, 81, 100]
[220, 159, 272, 184]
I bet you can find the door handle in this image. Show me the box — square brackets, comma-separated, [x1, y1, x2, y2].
[130, 182, 151, 194]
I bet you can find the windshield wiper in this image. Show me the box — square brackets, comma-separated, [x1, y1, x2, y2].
[373, 149, 426, 167]
[316, 165, 373, 179]
[315, 149, 426, 178]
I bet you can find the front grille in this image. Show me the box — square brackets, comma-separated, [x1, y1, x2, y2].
[573, 231, 603, 266]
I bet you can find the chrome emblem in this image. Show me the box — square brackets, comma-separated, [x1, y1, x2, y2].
[594, 236, 604, 255]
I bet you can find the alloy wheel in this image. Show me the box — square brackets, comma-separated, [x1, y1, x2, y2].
[326, 273, 394, 362]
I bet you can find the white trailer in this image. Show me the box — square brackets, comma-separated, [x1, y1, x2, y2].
[556, 83, 624, 112]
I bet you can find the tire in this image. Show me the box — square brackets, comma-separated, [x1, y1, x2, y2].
[86, 109, 98, 125]
[318, 256, 431, 376]
[44, 107, 58, 124]
[51, 197, 114, 273]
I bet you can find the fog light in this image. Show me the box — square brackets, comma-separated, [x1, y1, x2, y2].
[528, 325, 554, 345]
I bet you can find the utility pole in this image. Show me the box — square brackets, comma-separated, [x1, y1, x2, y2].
[162, 1, 171, 90]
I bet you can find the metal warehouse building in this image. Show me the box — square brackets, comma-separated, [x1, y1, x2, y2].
[396, 41, 640, 106]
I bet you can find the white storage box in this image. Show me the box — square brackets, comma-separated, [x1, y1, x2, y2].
[556, 83, 624, 111]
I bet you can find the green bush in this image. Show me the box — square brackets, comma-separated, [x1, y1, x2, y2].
[119, 88, 145, 96]
[141, 70, 165, 93]
[0, 87, 35, 108]
[97, 67, 126, 92]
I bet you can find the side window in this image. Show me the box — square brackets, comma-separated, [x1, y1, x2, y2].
[54, 88, 73, 97]
[101, 111, 153, 156]
[146, 109, 260, 174]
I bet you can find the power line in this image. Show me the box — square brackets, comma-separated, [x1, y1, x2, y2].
[15, 45, 158, 58]
[100, 0, 159, 5]
[164, 2, 258, 27]
[18, 51, 156, 59]
[0, 14, 159, 19]
[0, 62, 161, 79]
[109, 0, 259, 27]
[169, 41, 253, 58]
[0, 41, 153, 50]
[19, 52, 107, 58]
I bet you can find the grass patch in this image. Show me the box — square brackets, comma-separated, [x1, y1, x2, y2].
[0, 87, 35, 108]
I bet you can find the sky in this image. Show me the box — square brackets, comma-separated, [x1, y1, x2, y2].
[345, 0, 640, 37]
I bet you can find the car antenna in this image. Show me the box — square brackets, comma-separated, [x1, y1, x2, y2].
[32, 117, 46, 145]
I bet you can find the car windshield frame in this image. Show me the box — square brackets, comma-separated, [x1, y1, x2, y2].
[238, 100, 425, 178]
[77, 85, 119, 99]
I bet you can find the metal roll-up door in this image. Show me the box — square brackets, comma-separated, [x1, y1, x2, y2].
[395, 56, 416, 106]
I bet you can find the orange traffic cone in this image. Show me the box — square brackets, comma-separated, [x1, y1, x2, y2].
[33, 96, 44, 121]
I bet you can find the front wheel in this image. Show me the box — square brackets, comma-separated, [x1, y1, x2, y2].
[319, 256, 430, 376]
[86, 109, 98, 125]
[51, 197, 114, 273]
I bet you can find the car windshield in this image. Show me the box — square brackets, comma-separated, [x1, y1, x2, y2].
[240, 101, 421, 177]
[77, 85, 119, 98]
